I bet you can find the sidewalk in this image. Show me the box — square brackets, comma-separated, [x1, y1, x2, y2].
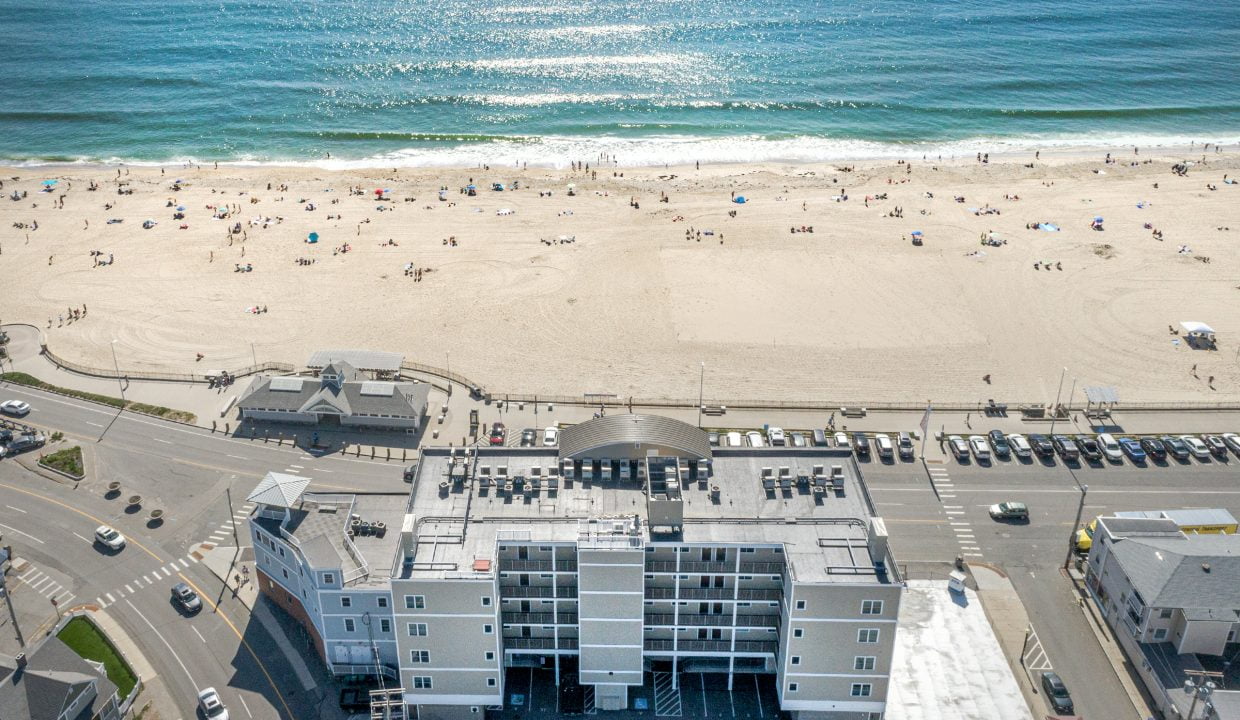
[1067, 568, 1158, 719]
[971, 564, 1043, 717]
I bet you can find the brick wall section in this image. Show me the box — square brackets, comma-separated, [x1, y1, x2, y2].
[257, 567, 326, 666]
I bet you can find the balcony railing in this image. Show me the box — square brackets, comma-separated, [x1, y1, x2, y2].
[643, 639, 777, 654]
[739, 562, 785, 574]
[506, 638, 556, 650]
[644, 587, 782, 601]
[501, 585, 578, 599]
[498, 559, 580, 573]
[330, 663, 399, 680]
[644, 613, 780, 628]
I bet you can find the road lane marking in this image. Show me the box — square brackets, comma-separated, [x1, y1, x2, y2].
[73, 531, 92, 543]
[124, 598, 199, 691]
[85, 421, 103, 427]
[226, 454, 249, 460]
[316, 468, 333, 473]
[152, 438, 173, 444]
[239, 695, 253, 718]
[4, 505, 26, 513]
[0, 523, 45, 544]
[945, 511, 965, 515]
[192, 626, 207, 644]
[176, 574, 295, 719]
[106, 593, 115, 603]
[288, 465, 303, 469]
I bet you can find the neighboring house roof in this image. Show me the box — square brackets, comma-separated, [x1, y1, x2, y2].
[559, 413, 712, 460]
[0, 636, 118, 720]
[1098, 516, 1182, 537]
[307, 349, 404, 374]
[1109, 534, 1240, 610]
[247, 472, 312, 508]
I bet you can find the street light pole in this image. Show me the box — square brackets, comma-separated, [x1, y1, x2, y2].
[110, 340, 125, 405]
[1063, 483, 1088, 570]
[697, 362, 705, 428]
[446, 351, 452, 397]
[1049, 366, 1067, 433]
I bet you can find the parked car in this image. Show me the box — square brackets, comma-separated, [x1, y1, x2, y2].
[853, 433, 870, 457]
[948, 435, 969, 459]
[1119, 437, 1147, 462]
[1140, 437, 1167, 460]
[1075, 436, 1102, 462]
[968, 435, 991, 461]
[402, 464, 417, 482]
[708, 431, 720, 447]
[767, 427, 786, 446]
[1161, 435, 1190, 460]
[1097, 433, 1123, 462]
[1223, 432, 1240, 455]
[1039, 672, 1074, 716]
[812, 428, 828, 447]
[198, 687, 230, 720]
[834, 432, 852, 451]
[875, 434, 894, 458]
[1204, 435, 1228, 457]
[1051, 435, 1079, 461]
[4, 433, 45, 454]
[0, 400, 31, 417]
[897, 432, 915, 459]
[171, 582, 202, 613]
[94, 525, 125, 551]
[1007, 433, 1032, 458]
[488, 422, 506, 446]
[746, 430, 764, 447]
[520, 428, 537, 447]
[543, 426, 559, 446]
[725, 431, 743, 447]
[987, 430, 1010, 458]
[989, 502, 1029, 521]
[1028, 433, 1054, 458]
[790, 432, 808, 448]
[1181, 435, 1210, 460]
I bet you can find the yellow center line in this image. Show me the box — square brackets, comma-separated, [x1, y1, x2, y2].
[0, 481, 163, 563]
[176, 573, 294, 720]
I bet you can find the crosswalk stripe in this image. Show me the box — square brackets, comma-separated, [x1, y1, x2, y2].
[162, 567, 173, 578]
[31, 577, 51, 591]
[96, 597, 106, 608]
[124, 584, 134, 593]
[106, 593, 115, 603]
[188, 555, 199, 563]
[179, 559, 189, 568]
[19, 568, 40, 581]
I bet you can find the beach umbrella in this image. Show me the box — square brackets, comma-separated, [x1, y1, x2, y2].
[911, 230, 923, 236]
[466, 184, 476, 190]
[42, 179, 57, 186]
[176, 205, 186, 212]
[308, 232, 319, 243]
[1094, 216, 1104, 223]
[375, 189, 384, 196]
[734, 196, 746, 204]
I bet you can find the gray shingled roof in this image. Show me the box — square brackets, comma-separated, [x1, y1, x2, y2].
[307, 349, 404, 373]
[559, 413, 711, 460]
[0, 636, 118, 720]
[1110, 534, 1240, 609]
[238, 374, 429, 420]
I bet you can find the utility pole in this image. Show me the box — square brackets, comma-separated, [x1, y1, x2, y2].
[1063, 484, 1088, 570]
[697, 362, 705, 428]
[446, 351, 452, 397]
[1049, 366, 1066, 433]
[226, 486, 239, 546]
[250, 341, 257, 367]
[110, 340, 125, 404]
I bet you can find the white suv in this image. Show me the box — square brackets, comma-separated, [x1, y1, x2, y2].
[1096, 433, 1123, 462]
[94, 526, 126, 551]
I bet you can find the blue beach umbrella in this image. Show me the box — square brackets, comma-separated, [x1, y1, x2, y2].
[42, 179, 57, 186]
[176, 205, 186, 211]
[733, 195, 746, 204]
[911, 230, 923, 236]
[307, 232, 319, 243]
[1094, 216, 1104, 223]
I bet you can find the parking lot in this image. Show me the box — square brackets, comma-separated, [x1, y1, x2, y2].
[491, 668, 784, 719]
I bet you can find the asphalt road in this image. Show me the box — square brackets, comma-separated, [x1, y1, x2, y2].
[861, 448, 1239, 720]
[0, 381, 416, 720]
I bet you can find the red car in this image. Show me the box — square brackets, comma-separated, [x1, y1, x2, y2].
[489, 422, 506, 446]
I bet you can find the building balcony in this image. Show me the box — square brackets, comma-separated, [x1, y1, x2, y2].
[504, 637, 580, 651]
[738, 562, 785, 575]
[503, 612, 579, 625]
[643, 639, 777, 654]
[644, 614, 780, 628]
[644, 587, 782, 601]
[501, 585, 578, 599]
[498, 559, 579, 573]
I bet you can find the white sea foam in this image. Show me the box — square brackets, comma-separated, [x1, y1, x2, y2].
[7, 132, 1237, 170]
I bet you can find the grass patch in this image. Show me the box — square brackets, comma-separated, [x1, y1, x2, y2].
[57, 616, 138, 699]
[40, 445, 84, 477]
[0, 372, 196, 424]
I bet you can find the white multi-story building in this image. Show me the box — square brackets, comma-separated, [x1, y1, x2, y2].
[248, 414, 904, 720]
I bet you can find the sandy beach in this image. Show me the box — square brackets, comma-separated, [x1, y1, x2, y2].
[2, 148, 1239, 404]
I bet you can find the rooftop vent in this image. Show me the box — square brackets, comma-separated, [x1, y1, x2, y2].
[1203, 563, 1212, 573]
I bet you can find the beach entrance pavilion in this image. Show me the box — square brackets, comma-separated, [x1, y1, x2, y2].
[237, 351, 428, 432]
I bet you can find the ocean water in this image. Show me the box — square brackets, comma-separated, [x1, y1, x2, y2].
[1, 0, 1238, 167]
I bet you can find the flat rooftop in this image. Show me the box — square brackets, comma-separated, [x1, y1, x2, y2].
[402, 447, 893, 584]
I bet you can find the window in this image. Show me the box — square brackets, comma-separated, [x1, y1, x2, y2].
[791, 656, 801, 665]
[324, 573, 335, 585]
[788, 683, 799, 693]
[378, 597, 389, 608]
[408, 623, 428, 636]
[481, 596, 492, 607]
[851, 683, 873, 697]
[341, 596, 352, 608]
[282, 569, 288, 579]
[484, 624, 494, 634]
[413, 676, 432, 689]
[410, 650, 430, 664]
[793, 628, 804, 638]
[740, 575, 753, 581]
[858, 628, 880, 644]
[487, 678, 497, 687]
[1153, 628, 1168, 640]
[741, 547, 756, 553]
[861, 600, 883, 615]
[795, 600, 805, 610]
[1159, 608, 1172, 619]
[854, 656, 876, 671]
[406, 595, 426, 609]
[344, 618, 355, 632]
[485, 651, 495, 661]
[380, 619, 391, 633]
